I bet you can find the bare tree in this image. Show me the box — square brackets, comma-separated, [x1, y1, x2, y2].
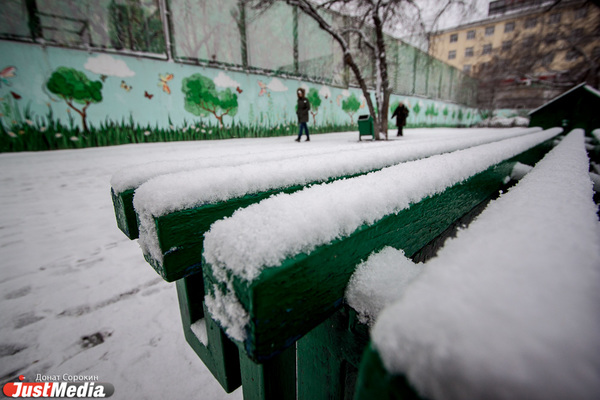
[247, 0, 471, 139]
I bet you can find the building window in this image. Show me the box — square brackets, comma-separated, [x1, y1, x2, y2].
[504, 22, 515, 33]
[467, 30, 476, 39]
[448, 50, 456, 60]
[463, 64, 471, 74]
[465, 47, 474, 57]
[485, 26, 495, 36]
[502, 40, 512, 52]
[450, 33, 458, 42]
[549, 13, 561, 24]
[524, 17, 537, 29]
[482, 44, 492, 54]
[566, 50, 580, 61]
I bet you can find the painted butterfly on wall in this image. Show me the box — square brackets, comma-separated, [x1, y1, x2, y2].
[120, 80, 132, 92]
[159, 73, 174, 94]
[144, 91, 154, 99]
[0, 66, 16, 87]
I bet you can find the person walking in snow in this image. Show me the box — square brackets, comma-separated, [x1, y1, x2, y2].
[295, 88, 311, 142]
[391, 102, 409, 137]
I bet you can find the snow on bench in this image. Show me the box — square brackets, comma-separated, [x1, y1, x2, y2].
[110, 136, 406, 239]
[201, 128, 562, 363]
[128, 128, 544, 282]
[351, 130, 600, 400]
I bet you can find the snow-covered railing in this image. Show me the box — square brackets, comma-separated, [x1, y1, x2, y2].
[113, 128, 543, 282]
[349, 130, 600, 400]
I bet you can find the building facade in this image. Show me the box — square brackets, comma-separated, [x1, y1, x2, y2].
[428, 0, 600, 109]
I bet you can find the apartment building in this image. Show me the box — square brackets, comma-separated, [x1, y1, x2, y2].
[428, 0, 600, 109]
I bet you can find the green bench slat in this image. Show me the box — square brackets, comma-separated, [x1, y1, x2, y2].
[145, 184, 307, 282]
[203, 157, 519, 362]
[111, 189, 138, 239]
[354, 343, 422, 400]
[297, 308, 369, 400]
[201, 135, 559, 363]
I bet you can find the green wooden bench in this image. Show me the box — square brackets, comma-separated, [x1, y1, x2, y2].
[353, 129, 600, 400]
[112, 127, 543, 283]
[110, 128, 561, 399]
[110, 140, 389, 239]
[198, 128, 559, 399]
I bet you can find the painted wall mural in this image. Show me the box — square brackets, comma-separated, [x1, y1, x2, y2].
[0, 40, 480, 152]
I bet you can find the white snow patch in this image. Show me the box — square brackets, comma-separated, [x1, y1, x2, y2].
[203, 128, 561, 283]
[133, 128, 545, 262]
[190, 319, 208, 346]
[371, 129, 600, 400]
[345, 247, 423, 326]
[204, 284, 249, 342]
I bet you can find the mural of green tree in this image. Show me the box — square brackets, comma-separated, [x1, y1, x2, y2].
[182, 73, 238, 127]
[425, 104, 438, 119]
[413, 102, 421, 117]
[342, 93, 361, 123]
[46, 67, 103, 133]
[306, 88, 321, 126]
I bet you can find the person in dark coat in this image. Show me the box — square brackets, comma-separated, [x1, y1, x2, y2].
[295, 88, 311, 142]
[391, 102, 409, 137]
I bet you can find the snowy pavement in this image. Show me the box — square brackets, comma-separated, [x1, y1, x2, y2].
[0, 128, 565, 399]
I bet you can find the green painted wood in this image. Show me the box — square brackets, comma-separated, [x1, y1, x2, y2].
[111, 189, 138, 239]
[204, 138, 557, 363]
[144, 170, 388, 283]
[176, 274, 242, 393]
[147, 184, 305, 282]
[297, 308, 369, 400]
[354, 343, 422, 400]
[238, 343, 297, 400]
[143, 136, 558, 283]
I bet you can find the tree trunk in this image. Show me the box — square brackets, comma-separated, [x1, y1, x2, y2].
[372, 7, 391, 140]
[66, 100, 90, 133]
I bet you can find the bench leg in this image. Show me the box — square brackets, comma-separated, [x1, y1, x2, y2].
[238, 344, 297, 400]
[176, 274, 242, 393]
[297, 308, 369, 400]
[354, 343, 422, 400]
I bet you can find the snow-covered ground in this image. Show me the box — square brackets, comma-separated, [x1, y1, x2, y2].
[0, 128, 582, 399]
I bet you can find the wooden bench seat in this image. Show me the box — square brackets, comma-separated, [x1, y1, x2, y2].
[353, 130, 600, 400]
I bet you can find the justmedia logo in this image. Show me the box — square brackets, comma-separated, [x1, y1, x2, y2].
[2, 375, 115, 398]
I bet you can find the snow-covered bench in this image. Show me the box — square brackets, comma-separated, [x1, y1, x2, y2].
[194, 128, 561, 398]
[112, 128, 542, 282]
[110, 137, 396, 239]
[109, 128, 561, 398]
[349, 130, 600, 400]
